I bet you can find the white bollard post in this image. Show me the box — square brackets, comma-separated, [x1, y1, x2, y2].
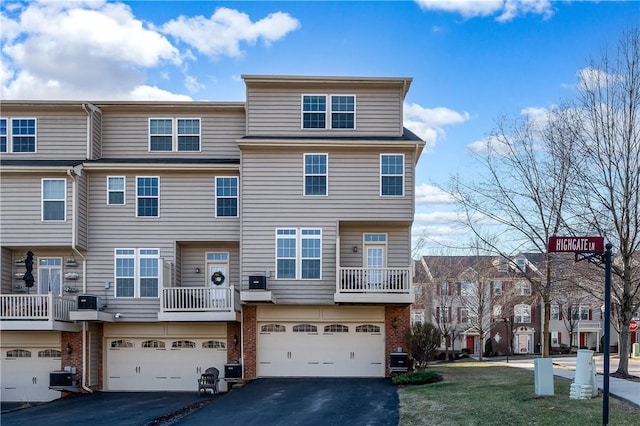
[574, 349, 594, 385]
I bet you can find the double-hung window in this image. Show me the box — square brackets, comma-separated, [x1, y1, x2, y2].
[0, 118, 36, 153]
[515, 280, 531, 296]
[215, 177, 238, 217]
[304, 154, 327, 196]
[149, 118, 200, 152]
[107, 176, 126, 205]
[302, 95, 355, 129]
[514, 304, 531, 323]
[276, 228, 322, 279]
[115, 248, 160, 298]
[136, 177, 159, 217]
[42, 179, 66, 221]
[380, 154, 404, 196]
[551, 304, 560, 320]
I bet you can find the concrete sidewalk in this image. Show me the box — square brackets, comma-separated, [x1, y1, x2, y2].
[497, 357, 640, 408]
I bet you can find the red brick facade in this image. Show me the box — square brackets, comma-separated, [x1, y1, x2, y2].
[227, 321, 242, 363]
[242, 305, 257, 379]
[385, 305, 410, 377]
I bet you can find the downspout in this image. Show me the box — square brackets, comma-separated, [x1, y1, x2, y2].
[67, 167, 92, 394]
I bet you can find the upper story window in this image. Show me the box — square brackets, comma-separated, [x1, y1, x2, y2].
[107, 176, 126, 205]
[0, 118, 36, 153]
[215, 177, 238, 217]
[514, 304, 531, 323]
[304, 154, 327, 196]
[439, 281, 449, 296]
[136, 177, 159, 217]
[493, 281, 503, 296]
[380, 154, 404, 196]
[301, 95, 356, 129]
[149, 118, 200, 152]
[42, 179, 66, 221]
[515, 280, 531, 296]
[276, 228, 322, 280]
[516, 258, 527, 273]
[114, 248, 160, 298]
[331, 95, 355, 128]
[551, 304, 560, 320]
[571, 305, 590, 321]
[460, 281, 476, 297]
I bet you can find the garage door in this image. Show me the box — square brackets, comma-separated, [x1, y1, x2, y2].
[1, 348, 62, 402]
[257, 322, 384, 377]
[106, 338, 227, 391]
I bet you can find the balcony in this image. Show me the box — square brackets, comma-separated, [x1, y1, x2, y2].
[158, 286, 241, 322]
[335, 267, 414, 304]
[0, 294, 80, 331]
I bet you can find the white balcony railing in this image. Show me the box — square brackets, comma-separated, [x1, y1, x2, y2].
[161, 286, 239, 313]
[0, 293, 76, 321]
[337, 267, 411, 293]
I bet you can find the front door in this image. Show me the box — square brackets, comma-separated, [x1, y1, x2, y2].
[38, 258, 62, 295]
[365, 245, 385, 289]
[206, 252, 228, 308]
[517, 334, 531, 353]
[466, 335, 475, 354]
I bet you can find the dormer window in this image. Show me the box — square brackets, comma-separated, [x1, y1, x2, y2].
[302, 95, 355, 129]
[516, 258, 526, 273]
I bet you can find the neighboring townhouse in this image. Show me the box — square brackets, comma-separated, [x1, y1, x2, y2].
[414, 254, 543, 356]
[0, 75, 424, 402]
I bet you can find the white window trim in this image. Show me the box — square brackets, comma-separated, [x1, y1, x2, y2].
[551, 304, 560, 320]
[515, 280, 531, 296]
[1, 117, 37, 153]
[303, 153, 328, 196]
[136, 176, 160, 218]
[214, 176, 239, 218]
[551, 330, 559, 346]
[515, 304, 531, 323]
[148, 118, 201, 152]
[275, 228, 322, 280]
[114, 248, 160, 298]
[379, 153, 405, 197]
[107, 176, 126, 206]
[330, 94, 356, 130]
[301, 94, 356, 130]
[41, 178, 66, 222]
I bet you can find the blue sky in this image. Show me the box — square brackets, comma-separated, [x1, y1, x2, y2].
[2, 0, 638, 254]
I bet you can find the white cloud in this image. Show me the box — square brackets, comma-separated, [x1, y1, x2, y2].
[404, 103, 469, 149]
[577, 66, 621, 91]
[467, 134, 511, 156]
[129, 85, 192, 101]
[1, 1, 183, 99]
[415, 184, 456, 205]
[161, 7, 300, 58]
[184, 75, 204, 94]
[415, 0, 554, 22]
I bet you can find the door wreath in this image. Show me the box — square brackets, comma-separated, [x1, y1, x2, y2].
[211, 271, 225, 286]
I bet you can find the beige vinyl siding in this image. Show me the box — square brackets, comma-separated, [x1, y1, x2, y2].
[245, 87, 403, 137]
[75, 174, 89, 250]
[85, 171, 240, 319]
[0, 174, 73, 246]
[100, 112, 244, 158]
[179, 245, 240, 288]
[1, 114, 87, 159]
[1, 247, 11, 293]
[338, 225, 411, 269]
[90, 110, 102, 160]
[240, 147, 414, 304]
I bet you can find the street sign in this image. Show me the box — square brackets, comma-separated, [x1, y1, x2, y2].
[547, 236, 604, 253]
[631, 320, 638, 332]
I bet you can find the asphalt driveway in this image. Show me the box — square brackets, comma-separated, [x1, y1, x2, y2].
[176, 378, 398, 426]
[1, 378, 398, 426]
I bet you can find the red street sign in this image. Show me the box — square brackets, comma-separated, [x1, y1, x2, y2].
[631, 320, 638, 332]
[548, 236, 605, 253]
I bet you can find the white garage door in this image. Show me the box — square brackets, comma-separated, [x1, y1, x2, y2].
[106, 338, 227, 391]
[1, 348, 62, 402]
[257, 322, 384, 377]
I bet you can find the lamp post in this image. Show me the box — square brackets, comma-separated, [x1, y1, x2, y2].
[502, 317, 511, 363]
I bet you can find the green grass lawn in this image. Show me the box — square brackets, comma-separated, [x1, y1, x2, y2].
[398, 362, 640, 426]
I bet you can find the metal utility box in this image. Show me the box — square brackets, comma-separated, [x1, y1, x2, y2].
[389, 352, 409, 372]
[225, 363, 242, 379]
[50, 370, 73, 387]
[248, 276, 267, 290]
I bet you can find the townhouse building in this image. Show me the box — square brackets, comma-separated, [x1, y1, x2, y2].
[0, 75, 424, 402]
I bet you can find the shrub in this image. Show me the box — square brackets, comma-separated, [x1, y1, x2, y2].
[406, 322, 441, 368]
[392, 370, 443, 386]
[484, 338, 493, 356]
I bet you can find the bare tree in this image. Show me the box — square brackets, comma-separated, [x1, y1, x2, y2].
[569, 28, 640, 376]
[449, 105, 581, 357]
[458, 257, 494, 361]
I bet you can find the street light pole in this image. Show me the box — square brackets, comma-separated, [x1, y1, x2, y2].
[602, 243, 612, 426]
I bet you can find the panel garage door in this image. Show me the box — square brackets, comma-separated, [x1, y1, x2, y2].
[1, 348, 62, 402]
[257, 322, 384, 377]
[107, 338, 227, 391]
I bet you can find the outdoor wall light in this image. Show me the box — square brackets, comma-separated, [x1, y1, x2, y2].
[195, 267, 201, 274]
[233, 334, 238, 346]
[352, 246, 359, 253]
[66, 343, 73, 355]
[392, 317, 399, 329]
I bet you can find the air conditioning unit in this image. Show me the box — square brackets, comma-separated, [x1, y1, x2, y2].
[248, 275, 267, 290]
[77, 294, 103, 310]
